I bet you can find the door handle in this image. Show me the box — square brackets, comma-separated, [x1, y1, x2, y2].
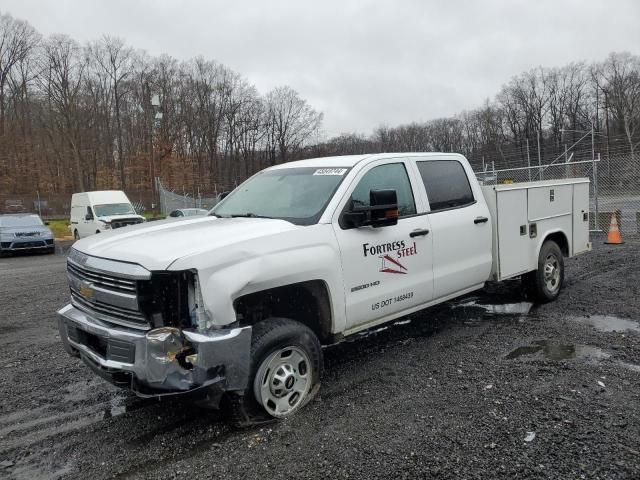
[474, 217, 489, 224]
[409, 229, 430, 238]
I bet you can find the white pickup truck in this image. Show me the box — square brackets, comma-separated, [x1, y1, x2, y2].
[57, 153, 591, 423]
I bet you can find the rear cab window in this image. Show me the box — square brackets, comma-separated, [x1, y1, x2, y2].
[417, 160, 475, 212]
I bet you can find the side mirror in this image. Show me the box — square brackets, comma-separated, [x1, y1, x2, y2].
[343, 189, 399, 228]
[369, 189, 399, 227]
[44, 221, 50, 226]
[85, 214, 93, 221]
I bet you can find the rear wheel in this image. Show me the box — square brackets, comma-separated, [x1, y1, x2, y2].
[228, 317, 322, 426]
[524, 240, 564, 303]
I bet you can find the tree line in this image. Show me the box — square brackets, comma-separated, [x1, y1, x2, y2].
[306, 53, 640, 173]
[0, 10, 639, 197]
[0, 12, 322, 195]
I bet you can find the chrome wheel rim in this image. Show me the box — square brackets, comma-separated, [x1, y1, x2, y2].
[254, 346, 312, 418]
[543, 253, 561, 293]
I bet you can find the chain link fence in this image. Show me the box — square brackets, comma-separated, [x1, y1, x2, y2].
[475, 149, 640, 234]
[155, 178, 220, 216]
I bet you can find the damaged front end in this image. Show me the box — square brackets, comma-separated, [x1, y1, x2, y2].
[57, 250, 251, 404]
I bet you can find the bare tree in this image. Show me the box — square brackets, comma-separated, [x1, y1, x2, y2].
[36, 34, 88, 191]
[595, 53, 640, 167]
[265, 86, 322, 164]
[88, 36, 134, 188]
[0, 12, 39, 135]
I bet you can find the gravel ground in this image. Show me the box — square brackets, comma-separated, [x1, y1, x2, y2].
[0, 235, 639, 479]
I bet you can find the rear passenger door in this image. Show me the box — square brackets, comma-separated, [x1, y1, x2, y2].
[416, 159, 492, 299]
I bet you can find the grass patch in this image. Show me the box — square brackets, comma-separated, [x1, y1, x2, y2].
[47, 219, 71, 239]
[142, 211, 165, 220]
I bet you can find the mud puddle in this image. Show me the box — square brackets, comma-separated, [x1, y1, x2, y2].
[505, 340, 610, 361]
[570, 315, 640, 333]
[452, 299, 533, 316]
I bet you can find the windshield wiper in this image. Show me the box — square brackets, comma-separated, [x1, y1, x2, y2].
[229, 213, 273, 219]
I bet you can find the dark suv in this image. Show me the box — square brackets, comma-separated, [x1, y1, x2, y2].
[0, 214, 55, 256]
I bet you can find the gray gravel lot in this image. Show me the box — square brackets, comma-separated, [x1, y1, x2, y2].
[0, 235, 639, 479]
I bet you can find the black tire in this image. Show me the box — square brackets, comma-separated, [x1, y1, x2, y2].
[524, 240, 564, 303]
[228, 317, 322, 427]
[74, 230, 80, 241]
[48, 246, 56, 255]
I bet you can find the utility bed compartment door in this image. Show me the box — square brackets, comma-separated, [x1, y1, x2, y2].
[496, 189, 531, 278]
[528, 185, 572, 220]
[572, 182, 590, 254]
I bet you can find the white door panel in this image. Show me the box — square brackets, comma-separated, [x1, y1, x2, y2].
[334, 217, 433, 329]
[428, 203, 492, 298]
[415, 159, 493, 299]
[332, 159, 434, 331]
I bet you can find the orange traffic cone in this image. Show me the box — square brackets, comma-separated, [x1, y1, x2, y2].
[604, 213, 624, 245]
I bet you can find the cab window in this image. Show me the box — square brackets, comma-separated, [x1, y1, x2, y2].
[350, 163, 416, 216]
[417, 160, 475, 212]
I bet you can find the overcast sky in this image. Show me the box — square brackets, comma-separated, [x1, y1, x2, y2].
[3, 0, 639, 137]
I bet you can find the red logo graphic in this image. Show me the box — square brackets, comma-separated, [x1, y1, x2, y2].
[379, 254, 407, 274]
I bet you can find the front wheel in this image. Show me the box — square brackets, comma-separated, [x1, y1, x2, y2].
[228, 317, 322, 426]
[73, 230, 80, 241]
[524, 240, 564, 303]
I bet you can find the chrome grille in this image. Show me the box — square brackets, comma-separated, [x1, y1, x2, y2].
[67, 261, 136, 294]
[112, 218, 144, 229]
[66, 250, 151, 330]
[70, 289, 148, 330]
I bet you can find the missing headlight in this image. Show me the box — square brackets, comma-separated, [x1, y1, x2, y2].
[138, 271, 193, 329]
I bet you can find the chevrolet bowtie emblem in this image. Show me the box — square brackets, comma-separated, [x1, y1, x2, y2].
[79, 285, 94, 299]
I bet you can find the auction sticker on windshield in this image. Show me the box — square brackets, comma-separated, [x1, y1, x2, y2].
[313, 168, 347, 176]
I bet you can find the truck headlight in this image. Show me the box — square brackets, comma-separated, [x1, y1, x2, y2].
[101, 222, 112, 230]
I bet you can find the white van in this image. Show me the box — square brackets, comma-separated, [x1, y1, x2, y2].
[70, 191, 145, 240]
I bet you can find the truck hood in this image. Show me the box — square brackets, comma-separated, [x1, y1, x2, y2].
[73, 216, 299, 270]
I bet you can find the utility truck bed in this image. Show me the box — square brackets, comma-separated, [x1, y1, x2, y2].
[482, 178, 591, 281]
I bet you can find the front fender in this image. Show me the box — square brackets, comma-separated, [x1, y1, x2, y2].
[169, 224, 347, 333]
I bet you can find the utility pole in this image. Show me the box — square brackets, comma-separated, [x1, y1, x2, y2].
[594, 153, 600, 230]
[526, 138, 531, 181]
[591, 121, 595, 168]
[36, 190, 42, 217]
[604, 90, 611, 178]
[537, 130, 543, 180]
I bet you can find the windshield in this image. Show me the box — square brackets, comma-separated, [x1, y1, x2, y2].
[0, 215, 44, 228]
[94, 203, 136, 217]
[212, 167, 350, 225]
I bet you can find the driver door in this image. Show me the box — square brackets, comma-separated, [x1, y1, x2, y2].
[80, 206, 94, 237]
[333, 160, 434, 332]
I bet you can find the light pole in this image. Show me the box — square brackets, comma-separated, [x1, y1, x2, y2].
[560, 125, 608, 232]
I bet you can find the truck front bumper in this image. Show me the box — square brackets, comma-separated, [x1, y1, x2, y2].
[57, 304, 252, 400]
